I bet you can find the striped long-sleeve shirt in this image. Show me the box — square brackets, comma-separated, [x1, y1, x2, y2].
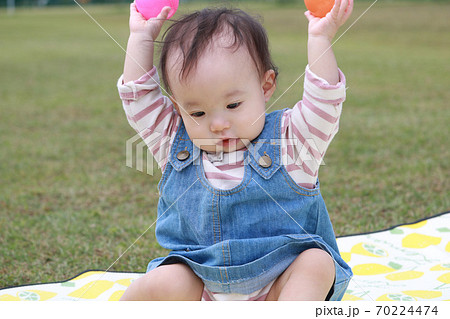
[117, 65, 346, 190]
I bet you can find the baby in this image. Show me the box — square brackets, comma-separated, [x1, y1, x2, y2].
[118, 0, 353, 301]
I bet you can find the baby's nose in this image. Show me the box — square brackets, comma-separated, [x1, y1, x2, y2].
[210, 117, 231, 133]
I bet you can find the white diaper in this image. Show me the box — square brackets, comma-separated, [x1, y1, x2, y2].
[201, 280, 275, 301]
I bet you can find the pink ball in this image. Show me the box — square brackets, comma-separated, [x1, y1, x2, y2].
[135, 0, 179, 20]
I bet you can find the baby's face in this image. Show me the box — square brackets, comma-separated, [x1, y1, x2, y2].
[167, 38, 276, 153]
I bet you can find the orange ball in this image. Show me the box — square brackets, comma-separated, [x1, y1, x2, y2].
[304, 0, 335, 18]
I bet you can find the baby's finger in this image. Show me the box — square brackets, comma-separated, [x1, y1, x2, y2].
[130, 2, 147, 23]
[156, 6, 171, 20]
[341, 0, 354, 23]
[330, 0, 341, 20]
[130, 2, 143, 18]
[337, 0, 349, 21]
[130, 2, 138, 14]
[304, 10, 316, 22]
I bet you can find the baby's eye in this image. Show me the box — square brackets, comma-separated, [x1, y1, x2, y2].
[227, 102, 241, 109]
[190, 111, 205, 117]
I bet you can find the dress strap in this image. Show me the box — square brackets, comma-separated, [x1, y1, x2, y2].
[168, 121, 201, 171]
[246, 109, 286, 180]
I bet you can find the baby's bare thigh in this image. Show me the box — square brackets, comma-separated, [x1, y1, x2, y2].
[141, 263, 204, 300]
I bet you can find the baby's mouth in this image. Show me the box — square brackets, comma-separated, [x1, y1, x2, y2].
[216, 138, 239, 148]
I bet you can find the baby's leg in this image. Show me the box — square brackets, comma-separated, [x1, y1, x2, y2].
[266, 248, 335, 301]
[120, 263, 204, 300]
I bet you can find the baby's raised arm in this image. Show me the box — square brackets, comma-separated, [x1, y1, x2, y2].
[280, 0, 353, 186]
[305, 0, 353, 84]
[123, 4, 171, 83]
[118, 4, 181, 172]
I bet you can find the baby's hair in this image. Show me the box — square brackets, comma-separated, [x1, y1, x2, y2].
[159, 8, 278, 92]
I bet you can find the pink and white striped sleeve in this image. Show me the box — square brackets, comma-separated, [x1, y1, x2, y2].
[117, 67, 181, 171]
[281, 65, 346, 189]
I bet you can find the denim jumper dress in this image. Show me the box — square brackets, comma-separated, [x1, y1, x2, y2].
[147, 109, 352, 300]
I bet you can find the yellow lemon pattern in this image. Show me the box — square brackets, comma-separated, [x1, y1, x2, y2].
[402, 233, 441, 248]
[385, 271, 424, 281]
[108, 290, 125, 301]
[339, 212, 450, 301]
[350, 243, 388, 258]
[0, 212, 448, 301]
[353, 263, 396, 276]
[0, 294, 21, 301]
[376, 293, 416, 301]
[71, 271, 105, 281]
[437, 272, 450, 284]
[23, 290, 57, 301]
[342, 293, 364, 301]
[430, 263, 450, 271]
[340, 252, 351, 263]
[0, 272, 143, 301]
[403, 290, 442, 299]
[400, 220, 427, 229]
[68, 280, 115, 299]
[115, 278, 134, 287]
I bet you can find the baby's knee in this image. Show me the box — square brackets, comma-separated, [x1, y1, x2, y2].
[141, 263, 203, 300]
[139, 270, 169, 299]
[299, 248, 335, 279]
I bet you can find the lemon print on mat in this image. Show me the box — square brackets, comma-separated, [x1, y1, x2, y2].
[377, 293, 415, 301]
[437, 272, 450, 284]
[353, 263, 396, 276]
[430, 263, 450, 271]
[68, 280, 115, 299]
[115, 278, 133, 287]
[403, 290, 442, 299]
[15, 290, 57, 301]
[108, 290, 125, 301]
[18, 291, 40, 301]
[71, 271, 104, 281]
[0, 294, 21, 301]
[342, 293, 364, 301]
[385, 270, 424, 281]
[340, 252, 351, 263]
[446, 241, 450, 252]
[400, 220, 427, 229]
[351, 243, 388, 257]
[402, 233, 441, 249]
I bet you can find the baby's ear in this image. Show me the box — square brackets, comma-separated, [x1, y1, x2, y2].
[262, 70, 277, 102]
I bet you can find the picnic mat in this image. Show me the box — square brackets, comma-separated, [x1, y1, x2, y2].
[1, 211, 449, 301]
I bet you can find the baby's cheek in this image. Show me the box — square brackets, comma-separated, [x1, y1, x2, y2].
[248, 113, 265, 138]
[186, 128, 204, 144]
[182, 117, 204, 136]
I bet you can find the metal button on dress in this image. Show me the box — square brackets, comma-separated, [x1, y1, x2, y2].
[258, 155, 272, 168]
[177, 150, 190, 161]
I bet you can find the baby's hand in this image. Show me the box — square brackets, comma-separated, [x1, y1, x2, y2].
[129, 2, 171, 41]
[305, 0, 353, 41]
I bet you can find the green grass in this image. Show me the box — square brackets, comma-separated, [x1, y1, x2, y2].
[0, 1, 449, 288]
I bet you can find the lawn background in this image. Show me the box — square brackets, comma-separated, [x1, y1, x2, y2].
[0, 0, 448, 288]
